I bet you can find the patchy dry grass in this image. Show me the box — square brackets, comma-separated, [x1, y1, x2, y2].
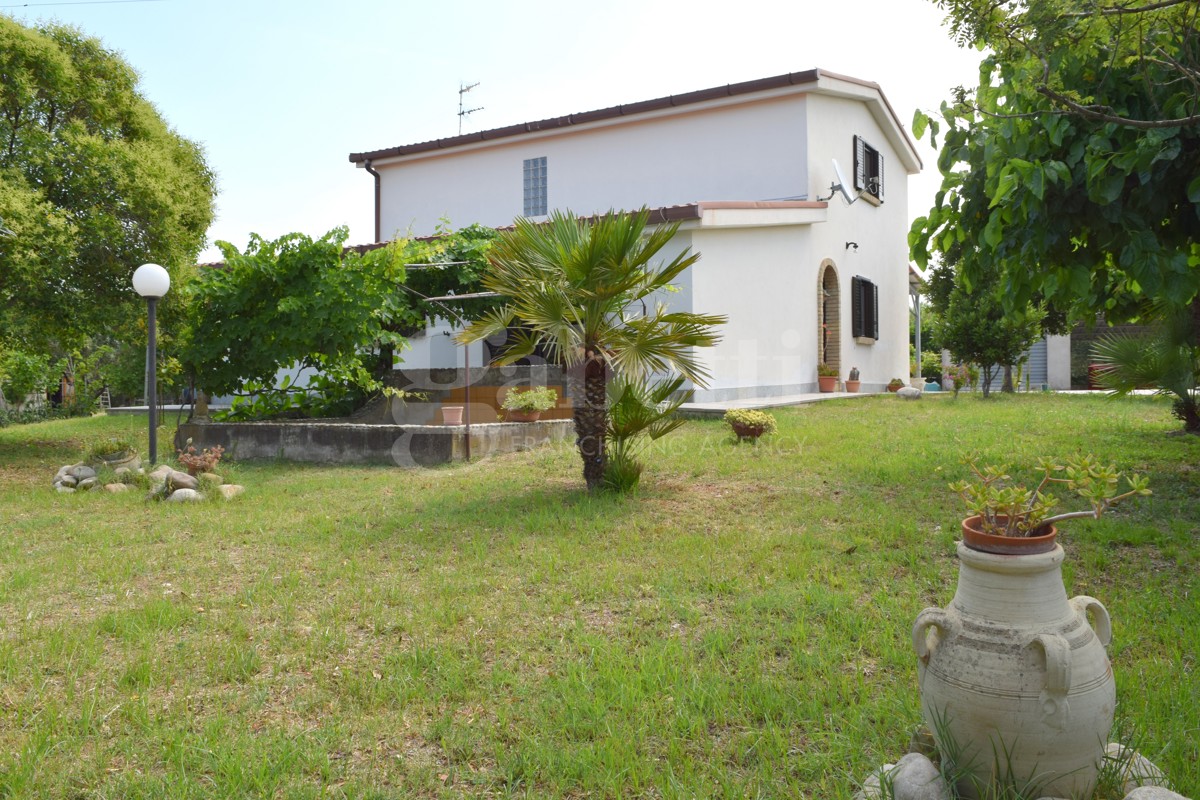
[0, 395, 1197, 798]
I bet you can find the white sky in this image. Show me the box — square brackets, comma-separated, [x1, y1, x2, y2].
[4, 0, 984, 262]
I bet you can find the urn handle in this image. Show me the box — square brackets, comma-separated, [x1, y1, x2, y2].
[1070, 595, 1112, 647]
[912, 608, 957, 662]
[1030, 633, 1073, 730]
[1030, 633, 1072, 695]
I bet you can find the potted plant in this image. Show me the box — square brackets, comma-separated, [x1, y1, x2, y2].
[817, 363, 838, 393]
[845, 367, 861, 393]
[85, 438, 140, 471]
[913, 456, 1151, 799]
[722, 408, 776, 443]
[500, 385, 557, 422]
[886, 378, 905, 392]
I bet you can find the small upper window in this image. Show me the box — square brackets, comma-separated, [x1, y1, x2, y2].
[854, 136, 884, 202]
[523, 156, 547, 216]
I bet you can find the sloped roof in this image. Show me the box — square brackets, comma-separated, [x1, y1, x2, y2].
[349, 68, 921, 172]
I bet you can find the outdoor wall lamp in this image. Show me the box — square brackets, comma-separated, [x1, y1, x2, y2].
[132, 263, 170, 464]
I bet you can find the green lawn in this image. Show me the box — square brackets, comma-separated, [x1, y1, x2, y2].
[1, 394, 1197, 799]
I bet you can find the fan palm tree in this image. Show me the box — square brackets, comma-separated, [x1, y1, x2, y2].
[458, 209, 725, 491]
[1091, 304, 1199, 433]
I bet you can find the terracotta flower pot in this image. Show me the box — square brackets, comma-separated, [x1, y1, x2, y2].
[729, 421, 768, 442]
[441, 405, 464, 425]
[818, 375, 837, 393]
[913, 541, 1115, 799]
[505, 409, 541, 423]
[961, 514, 1058, 555]
[844, 380, 860, 393]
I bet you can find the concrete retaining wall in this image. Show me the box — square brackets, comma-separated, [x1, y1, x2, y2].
[177, 419, 574, 468]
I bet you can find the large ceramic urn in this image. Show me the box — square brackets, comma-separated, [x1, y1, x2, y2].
[912, 541, 1116, 799]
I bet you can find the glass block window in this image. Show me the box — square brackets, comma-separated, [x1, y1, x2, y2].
[523, 156, 547, 216]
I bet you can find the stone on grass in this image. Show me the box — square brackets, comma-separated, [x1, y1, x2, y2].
[1125, 788, 1190, 800]
[77, 477, 98, 490]
[104, 483, 130, 493]
[1107, 743, 1170, 794]
[148, 464, 174, 481]
[68, 465, 97, 480]
[855, 754, 950, 800]
[897, 386, 922, 400]
[59, 475, 78, 487]
[198, 472, 224, 489]
[216, 484, 244, 500]
[56, 485, 76, 493]
[166, 470, 199, 491]
[165, 488, 204, 502]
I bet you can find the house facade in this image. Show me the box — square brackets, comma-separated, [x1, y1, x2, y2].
[350, 69, 922, 400]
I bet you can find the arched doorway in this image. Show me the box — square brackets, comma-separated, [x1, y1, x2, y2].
[817, 261, 840, 375]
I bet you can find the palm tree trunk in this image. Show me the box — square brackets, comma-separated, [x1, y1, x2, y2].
[573, 349, 609, 491]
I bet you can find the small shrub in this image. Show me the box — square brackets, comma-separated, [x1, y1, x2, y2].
[501, 386, 557, 412]
[887, 378, 906, 391]
[817, 363, 838, 377]
[177, 438, 225, 475]
[723, 409, 777, 442]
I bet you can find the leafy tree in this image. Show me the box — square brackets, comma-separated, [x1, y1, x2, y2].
[459, 209, 725, 492]
[931, 263, 1045, 398]
[912, 0, 1199, 338]
[0, 17, 215, 348]
[0, 348, 53, 410]
[182, 228, 407, 418]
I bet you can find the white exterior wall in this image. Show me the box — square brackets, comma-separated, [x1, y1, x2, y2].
[804, 94, 913, 386]
[362, 74, 917, 398]
[373, 95, 809, 238]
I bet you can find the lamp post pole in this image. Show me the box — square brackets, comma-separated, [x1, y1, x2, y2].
[133, 263, 170, 465]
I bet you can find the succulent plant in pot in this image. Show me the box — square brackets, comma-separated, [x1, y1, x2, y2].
[912, 455, 1153, 799]
[85, 437, 140, 470]
[887, 378, 905, 392]
[500, 385, 557, 422]
[845, 366, 861, 393]
[949, 454, 1151, 555]
[723, 408, 777, 443]
[817, 363, 838, 392]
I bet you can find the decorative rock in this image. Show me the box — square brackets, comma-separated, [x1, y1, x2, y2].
[1107, 744, 1171, 794]
[56, 485, 76, 493]
[166, 470, 199, 491]
[77, 477, 98, 490]
[59, 476, 78, 488]
[68, 465, 97, 480]
[216, 484, 244, 500]
[889, 753, 950, 800]
[148, 464, 174, 480]
[897, 386, 923, 400]
[198, 472, 224, 489]
[1125, 788, 1190, 800]
[165, 488, 204, 502]
[855, 755, 950, 800]
[104, 483, 130, 493]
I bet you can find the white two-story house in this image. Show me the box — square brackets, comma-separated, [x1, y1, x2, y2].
[349, 68, 921, 400]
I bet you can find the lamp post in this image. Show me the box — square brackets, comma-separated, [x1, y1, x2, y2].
[132, 263, 170, 464]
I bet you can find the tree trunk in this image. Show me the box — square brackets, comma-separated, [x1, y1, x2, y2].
[981, 365, 994, 398]
[573, 349, 608, 491]
[1002, 364, 1014, 393]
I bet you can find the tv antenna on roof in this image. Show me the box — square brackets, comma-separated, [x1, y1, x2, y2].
[817, 159, 858, 204]
[458, 81, 483, 135]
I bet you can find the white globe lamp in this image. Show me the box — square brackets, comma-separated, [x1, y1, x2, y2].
[132, 263, 170, 463]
